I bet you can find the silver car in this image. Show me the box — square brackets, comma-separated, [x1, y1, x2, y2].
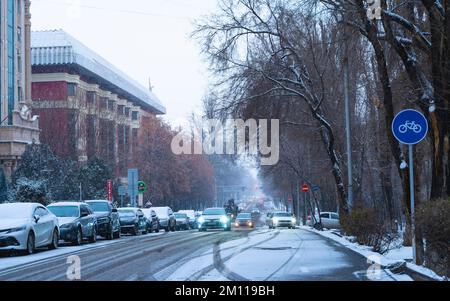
[0, 203, 60, 255]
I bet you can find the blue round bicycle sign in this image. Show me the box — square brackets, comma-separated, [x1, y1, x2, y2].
[392, 109, 429, 145]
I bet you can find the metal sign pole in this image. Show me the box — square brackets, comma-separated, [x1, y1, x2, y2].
[409, 145, 417, 264]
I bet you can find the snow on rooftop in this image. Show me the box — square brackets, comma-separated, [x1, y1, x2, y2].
[31, 30, 166, 114]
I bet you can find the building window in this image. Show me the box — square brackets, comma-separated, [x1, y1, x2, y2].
[108, 100, 115, 111]
[86, 91, 96, 104]
[132, 111, 139, 121]
[117, 105, 125, 116]
[67, 83, 77, 96]
[100, 97, 108, 109]
[7, 0, 15, 125]
[17, 26, 22, 42]
[124, 107, 130, 117]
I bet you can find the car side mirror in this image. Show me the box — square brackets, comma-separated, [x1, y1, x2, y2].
[34, 215, 40, 223]
[112, 209, 118, 213]
[81, 212, 89, 218]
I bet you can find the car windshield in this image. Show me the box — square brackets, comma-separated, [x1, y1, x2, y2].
[0, 204, 32, 219]
[48, 206, 79, 218]
[203, 208, 226, 215]
[237, 213, 251, 219]
[118, 210, 135, 217]
[274, 213, 292, 217]
[87, 202, 110, 212]
[175, 213, 187, 218]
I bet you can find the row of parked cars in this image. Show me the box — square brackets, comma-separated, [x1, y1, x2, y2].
[0, 201, 202, 256]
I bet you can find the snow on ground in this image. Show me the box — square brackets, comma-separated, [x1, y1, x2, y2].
[0, 232, 165, 272]
[303, 227, 445, 281]
[224, 230, 353, 281]
[166, 228, 394, 281]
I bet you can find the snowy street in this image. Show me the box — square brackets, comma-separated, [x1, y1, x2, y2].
[0, 228, 412, 281]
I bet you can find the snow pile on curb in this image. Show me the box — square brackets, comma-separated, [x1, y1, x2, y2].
[302, 226, 446, 281]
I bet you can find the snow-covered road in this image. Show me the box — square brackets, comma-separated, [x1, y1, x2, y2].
[166, 229, 411, 281]
[0, 228, 413, 281]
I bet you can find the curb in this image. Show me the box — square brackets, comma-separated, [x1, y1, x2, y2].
[301, 227, 444, 281]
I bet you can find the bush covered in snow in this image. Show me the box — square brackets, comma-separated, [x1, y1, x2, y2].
[8, 143, 114, 204]
[417, 199, 450, 276]
[341, 207, 397, 254]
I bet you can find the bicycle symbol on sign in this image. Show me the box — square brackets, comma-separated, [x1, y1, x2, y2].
[398, 121, 422, 134]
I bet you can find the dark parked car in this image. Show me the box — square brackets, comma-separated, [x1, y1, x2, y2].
[117, 208, 147, 236]
[141, 209, 160, 233]
[174, 213, 190, 230]
[153, 207, 176, 232]
[85, 200, 121, 240]
[47, 202, 98, 245]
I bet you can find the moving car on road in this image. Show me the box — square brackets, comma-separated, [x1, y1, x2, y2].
[0, 203, 60, 255]
[268, 212, 296, 229]
[117, 208, 147, 236]
[141, 208, 160, 233]
[198, 208, 231, 232]
[174, 213, 190, 231]
[85, 200, 121, 240]
[234, 213, 254, 229]
[153, 207, 176, 232]
[47, 202, 97, 245]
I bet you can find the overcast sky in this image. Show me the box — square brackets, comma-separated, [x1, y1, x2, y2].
[31, 0, 218, 127]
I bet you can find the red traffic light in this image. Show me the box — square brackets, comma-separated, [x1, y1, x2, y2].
[302, 184, 310, 193]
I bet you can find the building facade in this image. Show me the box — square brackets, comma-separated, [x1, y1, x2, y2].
[0, 0, 40, 179]
[31, 30, 166, 179]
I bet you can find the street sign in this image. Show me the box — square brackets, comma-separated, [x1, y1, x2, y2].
[138, 181, 148, 194]
[118, 186, 127, 197]
[302, 184, 310, 193]
[128, 169, 139, 207]
[392, 109, 429, 265]
[392, 109, 429, 145]
[106, 180, 113, 202]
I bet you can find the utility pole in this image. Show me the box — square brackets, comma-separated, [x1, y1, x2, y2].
[296, 181, 301, 226]
[79, 183, 83, 203]
[344, 36, 353, 211]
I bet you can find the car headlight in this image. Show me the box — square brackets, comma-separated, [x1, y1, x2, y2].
[273, 218, 279, 224]
[98, 217, 110, 224]
[60, 223, 75, 229]
[198, 217, 205, 224]
[291, 218, 297, 224]
[220, 216, 229, 224]
[1, 226, 27, 234]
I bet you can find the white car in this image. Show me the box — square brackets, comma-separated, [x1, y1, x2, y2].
[306, 212, 340, 229]
[0, 203, 60, 255]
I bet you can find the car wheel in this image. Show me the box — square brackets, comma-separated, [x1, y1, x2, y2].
[155, 223, 160, 233]
[25, 232, 35, 255]
[72, 228, 82, 246]
[48, 229, 59, 250]
[106, 224, 114, 240]
[114, 229, 121, 239]
[89, 227, 97, 243]
[132, 226, 137, 236]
